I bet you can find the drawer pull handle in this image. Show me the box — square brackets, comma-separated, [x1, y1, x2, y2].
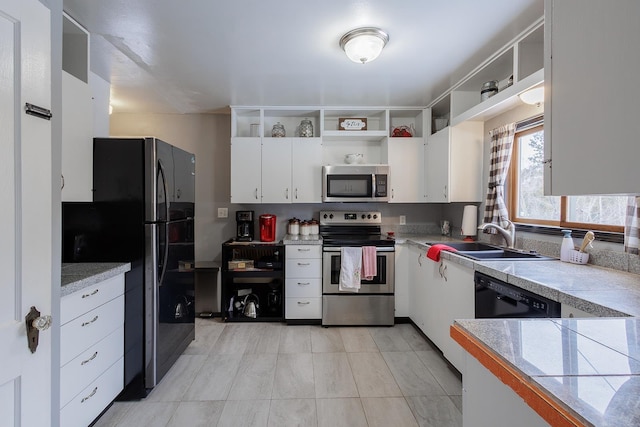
[81, 351, 98, 366]
[81, 315, 99, 327]
[82, 289, 99, 298]
[297, 262, 310, 266]
[297, 301, 310, 305]
[297, 282, 310, 286]
[81, 387, 98, 403]
[297, 248, 310, 252]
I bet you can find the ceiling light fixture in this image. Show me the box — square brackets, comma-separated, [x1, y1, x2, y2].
[340, 27, 389, 64]
[519, 86, 544, 106]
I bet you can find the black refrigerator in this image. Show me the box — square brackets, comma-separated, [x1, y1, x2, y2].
[62, 137, 195, 399]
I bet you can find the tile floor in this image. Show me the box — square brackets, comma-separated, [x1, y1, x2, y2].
[94, 319, 462, 427]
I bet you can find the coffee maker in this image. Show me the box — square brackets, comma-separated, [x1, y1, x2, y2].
[236, 210, 255, 241]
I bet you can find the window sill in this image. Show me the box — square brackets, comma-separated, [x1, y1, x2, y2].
[514, 223, 624, 244]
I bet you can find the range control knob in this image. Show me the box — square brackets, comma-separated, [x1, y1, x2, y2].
[361, 214, 366, 219]
[329, 214, 334, 219]
[323, 214, 328, 219]
[373, 214, 378, 219]
[367, 214, 372, 219]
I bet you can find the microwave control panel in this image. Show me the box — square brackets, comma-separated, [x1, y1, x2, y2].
[375, 175, 387, 197]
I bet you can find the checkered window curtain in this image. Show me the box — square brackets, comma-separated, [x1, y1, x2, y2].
[625, 196, 640, 254]
[483, 123, 516, 231]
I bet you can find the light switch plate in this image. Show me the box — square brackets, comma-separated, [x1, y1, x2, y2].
[218, 207, 228, 218]
[399, 215, 406, 225]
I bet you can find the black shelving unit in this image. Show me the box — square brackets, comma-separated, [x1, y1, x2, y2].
[221, 241, 285, 322]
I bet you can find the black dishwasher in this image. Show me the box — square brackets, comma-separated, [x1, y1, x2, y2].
[475, 271, 561, 318]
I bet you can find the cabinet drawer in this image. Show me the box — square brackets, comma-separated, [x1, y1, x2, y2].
[285, 278, 322, 298]
[286, 259, 322, 278]
[60, 357, 124, 427]
[285, 297, 322, 319]
[61, 274, 125, 325]
[286, 245, 321, 259]
[61, 296, 124, 366]
[60, 325, 124, 408]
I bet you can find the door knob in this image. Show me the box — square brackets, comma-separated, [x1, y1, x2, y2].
[25, 306, 52, 353]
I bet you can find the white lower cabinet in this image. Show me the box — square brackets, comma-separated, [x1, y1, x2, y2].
[285, 245, 322, 320]
[405, 244, 475, 372]
[408, 244, 429, 333]
[434, 259, 474, 372]
[393, 244, 410, 317]
[60, 274, 125, 427]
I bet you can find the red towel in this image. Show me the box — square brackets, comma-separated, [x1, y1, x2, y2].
[426, 244, 458, 262]
[362, 246, 377, 280]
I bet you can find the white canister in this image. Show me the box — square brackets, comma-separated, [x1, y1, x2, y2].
[300, 221, 310, 236]
[287, 218, 300, 235]
[309, 220, 319, 235]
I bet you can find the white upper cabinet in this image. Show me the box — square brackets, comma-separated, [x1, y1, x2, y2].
[262, 137, 292, 203]
[544, 0, 640, 195]
[230, 137, 261, 203]
[425, 122, 484, 203]
[292, 138, 323, 203]
[61, 14, 92, 202]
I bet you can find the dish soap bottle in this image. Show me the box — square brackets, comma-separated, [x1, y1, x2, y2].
[560, 229, 574, 262]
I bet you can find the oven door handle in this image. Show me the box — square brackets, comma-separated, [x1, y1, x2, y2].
[322, 246, 395, 252]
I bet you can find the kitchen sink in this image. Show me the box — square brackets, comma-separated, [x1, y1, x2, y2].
[426, 241, 553, 261]
[458, 249, 553, 261]
[425, 241, 500, 251]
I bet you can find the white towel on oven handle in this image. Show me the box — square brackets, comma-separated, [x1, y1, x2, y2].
[339, 247, 362, 292]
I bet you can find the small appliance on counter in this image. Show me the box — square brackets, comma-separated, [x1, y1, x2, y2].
[236, 210, 255, 241]
[259, 214, 277, 242]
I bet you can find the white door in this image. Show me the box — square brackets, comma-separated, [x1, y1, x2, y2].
[0, 1, 53, 426]
[387, 137, 425, 203]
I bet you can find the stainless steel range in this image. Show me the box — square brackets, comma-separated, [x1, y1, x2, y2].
[320, 210, 395, 326]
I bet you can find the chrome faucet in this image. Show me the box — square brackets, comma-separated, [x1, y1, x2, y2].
[478, 220, 516, 248]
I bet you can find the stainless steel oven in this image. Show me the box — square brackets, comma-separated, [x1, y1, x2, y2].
[320, 210, 395, 326]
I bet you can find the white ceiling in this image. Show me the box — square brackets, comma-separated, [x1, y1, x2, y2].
[62, 0, 543, 114]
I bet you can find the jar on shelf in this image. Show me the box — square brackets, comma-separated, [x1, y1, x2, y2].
[309, 219, 319, 235]
[287, 218, 300, 235]
[299, 118, 313, 137]
[300, 221, 310, 236]
[480, 80, 499, 101]
[272, 122, 286, 137]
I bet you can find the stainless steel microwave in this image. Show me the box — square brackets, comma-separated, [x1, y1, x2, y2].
[322, 165, 390, 202]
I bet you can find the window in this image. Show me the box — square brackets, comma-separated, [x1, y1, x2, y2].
[508, 124, 625, 233]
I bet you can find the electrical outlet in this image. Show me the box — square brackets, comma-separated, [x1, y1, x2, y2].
[399, 215, 406, 225]
[217, 207, 228, 218]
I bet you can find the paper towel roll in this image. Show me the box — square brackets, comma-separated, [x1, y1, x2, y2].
[461, 205, 478, 237]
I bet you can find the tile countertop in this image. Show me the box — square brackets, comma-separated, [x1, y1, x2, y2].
[452, 318, 640, 427]
[61, 262, 131, 297]
[398, 235, 640, 317]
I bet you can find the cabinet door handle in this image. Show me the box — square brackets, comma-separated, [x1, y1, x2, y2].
[295, 188, 298, 199]
[286, 188, 289, 200]
[81, 315, 99, 327]
[81, 387, 98, 403]
[417, 253, 422, 266]
[81, 351, 98, 366]
[297, 248, 311, 252]
[255, 188, 259, 200]
[297, 282, 310, 286]
[443, 185, 447, 199]
[81, 289, 99, 299]
[391, 188, 394, 199]
[297, 262, 310, 266]
[297, 301, 310, 305]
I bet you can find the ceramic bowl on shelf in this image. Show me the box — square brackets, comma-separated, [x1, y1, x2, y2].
[345, 153, 364, 164]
